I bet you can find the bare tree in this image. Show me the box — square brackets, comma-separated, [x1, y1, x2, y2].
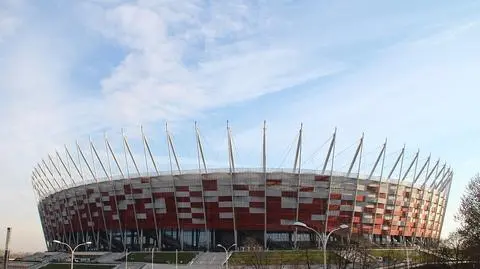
[456, 174, 480, 262]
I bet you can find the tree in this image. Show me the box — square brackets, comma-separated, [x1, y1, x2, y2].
[456, 174, 480, 261]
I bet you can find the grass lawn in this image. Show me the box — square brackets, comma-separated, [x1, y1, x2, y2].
[42, 264, 114, 269]
[125, 252, 197, 264]
[370, 249, 438, 263]
[230, 250, 340, 265]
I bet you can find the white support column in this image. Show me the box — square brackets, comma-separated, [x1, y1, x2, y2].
[33, 170, 56, 246]
[412, 155, 431, 240]
[323, 129, 336, 235]
[104, 135, 127, 249]
[349, 134, 364, 239]
[226, 121, 238, 249]
[321, 129, 336, 175]
[142, 127, 160, 250]
[423, 160, 441, 239]
[437, 172, 453, 240]
[66, 145, 98, 248]
[91, 138, 123, 250]
[56, 150, 86, 245]
[166, 123, 182, 250]
[121, 131, 141, 249]
[398, 150, 418, 242]
[78, 141, 111, 249]
[262, 121, 268, 249]
[195, 123, 209, 250]
[293, 124, 303, 248]
[38, 162, 69, 244]
[428, 166, 448, 240]
[48, 154, 78, 246]
[32, 175, 55, 247]
[35, 165, 67, 245]
[370, 140, 387, 240]
[44, 157, 75, 245]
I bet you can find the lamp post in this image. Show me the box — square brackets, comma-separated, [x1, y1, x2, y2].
[217, 243, 236, 269]
[293, 221, 348, 269]
[125, 249, 129, 269]
[52, 240, 92, 269]
[151, 247, 154, 269]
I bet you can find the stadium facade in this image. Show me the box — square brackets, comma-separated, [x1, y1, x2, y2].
[32, 124, 453, 251]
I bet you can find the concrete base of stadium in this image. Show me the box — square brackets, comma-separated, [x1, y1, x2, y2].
[49, 228, 438, 252]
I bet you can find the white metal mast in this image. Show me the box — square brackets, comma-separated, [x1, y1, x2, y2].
[369, 140, 387, 241]
[194, 122, 209, 249]
[226, 121, 238, 249]
[104, 134, 127, 250]
[293, 124, 303, 248]
[121, 130, 141, 250]
[349, 134, 364, 239]
[323, 129, 336, 235]
[141, 127, 161, 250]
[262, 121, 268, 249]
[165, 123, 182, 250]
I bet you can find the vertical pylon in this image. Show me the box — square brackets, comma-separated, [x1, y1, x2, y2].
[349, 133, 364, 239]
[293, 123, 303, 248]
[262, 121, 268, 249]
[141, 127, 160, 250]
[226, 121, 238, 249]
[324, 129, 337, 235]
[165, 123, 182, 250]
[370, 139, 387, 240]
[194, 122, 209, 250]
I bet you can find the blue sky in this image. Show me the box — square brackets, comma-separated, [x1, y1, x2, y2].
[2, 0, 480, 251]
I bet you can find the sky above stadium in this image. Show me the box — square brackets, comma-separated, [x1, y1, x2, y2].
[1, 0, 480, 251]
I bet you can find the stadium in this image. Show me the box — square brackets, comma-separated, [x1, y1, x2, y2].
[32, 124, 453, 252]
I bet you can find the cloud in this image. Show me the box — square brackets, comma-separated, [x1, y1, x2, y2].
[79, 0, 345, 125]
[0, 1, 22, 43]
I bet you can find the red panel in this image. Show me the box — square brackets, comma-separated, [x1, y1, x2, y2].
[249, 191, 264, 196]
[202, 180, 217, 191]
[314, 175, 329, 181]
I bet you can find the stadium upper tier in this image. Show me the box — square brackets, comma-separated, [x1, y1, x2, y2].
[31, 124, 453, 252]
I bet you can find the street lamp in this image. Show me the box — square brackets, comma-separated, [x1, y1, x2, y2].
[52, 240, 92, 269]
[293, 221, 348, 269]
[125, 248, 129, 269]
[217, 243, 236, 269]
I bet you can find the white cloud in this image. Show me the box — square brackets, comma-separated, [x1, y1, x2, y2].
[80, 0, 344, 125]
[0, 1, 22, 42]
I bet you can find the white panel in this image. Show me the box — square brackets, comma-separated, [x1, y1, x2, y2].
[178, 213, 192, 219]
[191, 208, 204, 214]
[250, 196, 264, 202]
[136, 213, 147, 219]
[266, 189, 282, 196]
[219, 201, 232, 208]
[234, 190, 249, 196]
[311, 214, 326, 221]
[249, 208, 264, 214]
[192, 218, 205, 224]
[280, 219, 294, 225]
[204, 191, 219, 196]
[177, 202, 191, 208]
[176, 192, 190, 197]
[155, 208, 167, 214]
[299, 197, 313, 204]
[190, 197, 203, 203]
[205, 196, 218, 202]
[219, 212, 233, 219]
[281, 197, 297, 209]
